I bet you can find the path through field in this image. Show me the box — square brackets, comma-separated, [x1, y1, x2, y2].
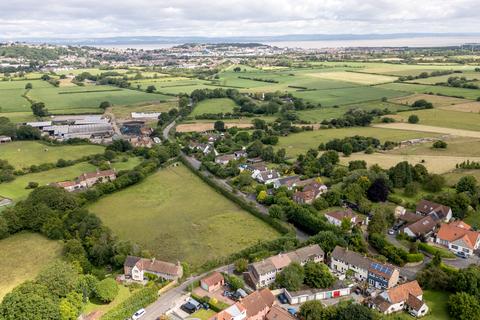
[373, 123, 480, 138]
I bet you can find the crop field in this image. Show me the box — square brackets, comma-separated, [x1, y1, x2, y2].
[191, 98, 237, 116]
[111, 101, 177, 119]
[89, 164, 280, 269]
[440, 101, 480, 113]
[444, 169, 480, 187]
[389, 93, 468, 108]
[305, 71, 398, 85]
[376, 82, 480, 100]
[25, 85, 172, 114]
[0, 141, 104, 169]
[0, 232, 63, 300]
[295, 101, 407, 122]
[276, 127, 440, 157]
[381, 109, 480, 131]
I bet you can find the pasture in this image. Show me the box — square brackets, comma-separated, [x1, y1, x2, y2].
[176, 122, 253, 132]
[276, 127, 440, 157]
[110, 101, 176, 120]
[89, 164, 280, 269]
[306, 71, 397, 85]
[0, 141, 104, 170]
[389, 137, 480, 158]
[376, 82, 480, 100]
[0, 232, 63, 300]
[191, 98, 237, 116]
[389, 93, 468, 108]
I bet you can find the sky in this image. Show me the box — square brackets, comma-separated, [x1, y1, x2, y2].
[0, 0, 479, 39]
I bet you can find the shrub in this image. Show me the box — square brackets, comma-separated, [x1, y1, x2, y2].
[102, 286, 158, 320]
[95, 278, 119, 303]
[26, 181, 39, 189]
[433, 140, 447, 149]
[408, 115, 419, 124]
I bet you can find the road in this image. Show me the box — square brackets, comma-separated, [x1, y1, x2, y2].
[163, 120, 176, 141]
[143, 264, 234, 320]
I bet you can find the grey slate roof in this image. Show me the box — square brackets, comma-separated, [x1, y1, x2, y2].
[331, 246, 371, 270]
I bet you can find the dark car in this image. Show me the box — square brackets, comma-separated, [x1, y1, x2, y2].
[277, 294, 288, 304]
[181, 302, 198, 314]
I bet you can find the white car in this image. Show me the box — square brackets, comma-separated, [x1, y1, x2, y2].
[132, 309, 146, 320]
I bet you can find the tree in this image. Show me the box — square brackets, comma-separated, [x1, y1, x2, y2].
[303, 262, 335, 288]
[36, 261, 79, 297]
[433, 140, 447, 148]
[411, 99, 433, 109]
[275, 262, 304, 291]
[214, 120, 225, 132]
[95, 278, 119, 303]
[408, 114, 419, 124]
[342, 143, 353, 157]
[227, 274, 244, 291]
[99, 101, 111, 110]
[448, 292, 480, 320]
[367, 207, 391, 235]
[31, 102, 49, 117]
[299, 301, 326, 320]
[257, 190, 267, 202]
[234, 258, 249, 273]
[336, 304, 375, 320]
[16, 125, 41, 140]
[404, 182, 420, 197]
[424, 174, 445, 192]
[457, 176, 477, 195]
[367, 178, 389, 202]
[268, 204, 284, 219]
[25, 82, 33, 89]
[59, 292, 83, 320]
[146, 85, 157, 93]
[233, 67, 241, 72]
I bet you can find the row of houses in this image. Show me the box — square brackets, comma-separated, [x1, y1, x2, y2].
[51, 169, 116, 192]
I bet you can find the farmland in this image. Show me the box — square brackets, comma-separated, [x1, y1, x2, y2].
[276, 127, 441, 157]
[0, 141, 104, 169]
[110, 101, 176, 119]
[376, 82, 480, 100]
[89, 164, 280, 269]
[0, 232, 63, 300]
[191, 98, 237, 116]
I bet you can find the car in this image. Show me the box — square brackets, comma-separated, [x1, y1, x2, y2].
[287, 308, 297, 316]
[132, 308, 146, 320]
[388, 229, 395, 235]
[354, 287, 361, 295]
[202, 302, 210, 310]
[277, 294, 288, 304]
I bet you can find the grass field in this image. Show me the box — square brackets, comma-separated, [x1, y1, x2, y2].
[385, 109, 480, 131]
[306, 71, 398, 85]
[406, 72, 480, 85]
[84, 285, 132, 315]
[191, 98, 237, 116]
[440, 101, 480, 113]
[0, 141, 104, 169]
[89, 164, 280, 269]
[376, 82, 480, 100]
[189, 309, 217, 320]
[276, 127, 440, 157]
[443, 169, 480, 187]
[389, 137, 480, 157]
[0, 232, 63, 300]
[111, 101, 176, 119]
[389, 93, 468, 108]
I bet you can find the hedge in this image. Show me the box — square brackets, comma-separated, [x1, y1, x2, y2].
[191, 293, 229, 312]
[418, 242, 456, 258]
[102, 286, 158, 320]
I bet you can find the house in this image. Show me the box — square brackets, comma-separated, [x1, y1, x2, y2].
[436, 220, 480, 257]
[201, 272, 225, 293]
[371, 280, 428, 317]
[0, 136, 12, 143]
[52, 169, 116, 192]
[416, 200, 452, 223]
[402, 215, 437, 240]
[215, 154, 236, 165]
[368, 261, 400, 289]
[239, 163, 268, 178]
[245, 245, 324, 289]
[209, 288, 276, 320]
[292, 182, 328, 204]
[234, 150, 248, 159]
[330, 246, 371, 281]
[124, 256, 183, 281]
[265, 305, 296, 320]
[273, 176, 300, 190]
[189, 142, 213, 155]
[283, 281, 352, 305]
[253, 170, 281, 185]
[324, 209, 363, 227]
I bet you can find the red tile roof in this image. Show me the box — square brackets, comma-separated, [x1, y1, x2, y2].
[201, 272, 224, 287]
[387, 280, 423, 304]
[437, 221, 480, 249]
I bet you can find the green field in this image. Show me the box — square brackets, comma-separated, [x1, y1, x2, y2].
[111, 101, 176, 119]
[390, 137, 480, 157]
[0, 141, 104, 169]
[191, 98, 237, 116]
[392, 108, 480, 131]
[277, 127, 440, 157]
[89, 164, 280, 269]
[406, 72, 480, 85]
[377, 82, 480, 100]
[0, 232, 63, 300]
[84, 285, 132, 315]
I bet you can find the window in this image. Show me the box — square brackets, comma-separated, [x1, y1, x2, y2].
[463, 248, 469, 253]
[451, 244, 458, 250]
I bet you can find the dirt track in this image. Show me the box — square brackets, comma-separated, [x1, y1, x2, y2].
[373, 123, 480, 138]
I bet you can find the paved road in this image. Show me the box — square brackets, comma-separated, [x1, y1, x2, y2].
[143, 264, 234, 320]
[163, 120, 176, 141]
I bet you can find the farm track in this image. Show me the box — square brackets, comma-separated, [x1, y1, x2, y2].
[373, 123, 480, 138]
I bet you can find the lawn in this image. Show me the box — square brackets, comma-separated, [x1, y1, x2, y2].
[0, 232, 63, 300]
[188, 309, 217, 320]
[0, 141, 104, 169]
[88, 164, 280, 269]
[276, 127, 440, 157]
[384, 290, 450, 320]
[389, 93, 469, 108]
[191, 98, 238, 116]
[83, 285, 132, 315]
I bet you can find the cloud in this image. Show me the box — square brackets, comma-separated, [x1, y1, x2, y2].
[0, 0, 478, 39]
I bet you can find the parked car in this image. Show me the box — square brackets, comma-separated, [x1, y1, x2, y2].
[287, 308, 297, 316]
[277, 294, 288, 304]
[202, 302, 210, 310]
[132, 308, 146, 320]
[388, 229, 395, 235]
[181, 298, 202, 314]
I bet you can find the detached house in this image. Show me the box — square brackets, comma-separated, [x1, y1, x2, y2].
[292, 182, 327, 204]
[124, 256, 183, 281]
[245, 245, 324, 289]
[273, 176, 300, 190]
[416, 200, 452, 223]
[436, 220, 480, 257]
[325, 209, 363, 227]
[201, 272, 225, 293]
[402, 215, 437, 240]
[52, 169, 116, 192]
[371, 280, 428, 317]
[253, 170, 281, 185]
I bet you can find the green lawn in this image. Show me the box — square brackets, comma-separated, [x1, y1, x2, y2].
[191, 98, 237, 116]
[89, 164, 280, 269]
[0, 141, 104, 169]
[277, 127, 440, 157]
[0, 232, 63, 300]
[188, 309, 217, 320]
[83, 285, 132, 315]
[384, 290, 450, 320]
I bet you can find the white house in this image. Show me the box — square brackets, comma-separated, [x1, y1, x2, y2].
[371, 281, 428, 317]
[253, 170, 281, 185]
[330, 246, 371, 281]
[124, 256, 183, 281]
[436, 220, 480, 257]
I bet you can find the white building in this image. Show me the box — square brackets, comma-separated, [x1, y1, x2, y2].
[371, 281, 428, 317]
[330, 246, 370, 281]
[436, 220, 480, 258]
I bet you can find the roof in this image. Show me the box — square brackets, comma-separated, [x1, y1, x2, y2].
[403, 215, 437, 236]
[325, 209, 355, 222]
[398, 211, 423, 223]
[216, 154, 235, 162]
[79, 169, 116, 181]
[241, 288, 275, 318]
[406, 293, 425, 311]
[125, 256, 181, 276]
[288, 244, 324, 263]
[54, 180, 79, 188]
[386, 280, 423, 304]
[416, 200, 451, 220]
[437, 221, 480, 249]
[251, 259, 276, 275]
[201, 272, 224, 287]
[258, 170, 280, 181]
[331, 246, 371, 270]
[211, 303, 246, 320]
[265, 305, 295, 320]
[276, 176, 300, 187]
[369, 262, 398, 280]
[269, 254, 291, 270]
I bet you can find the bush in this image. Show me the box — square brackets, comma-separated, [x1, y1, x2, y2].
[95, 278, 119, 303]
[408, 115, 419, 124]
[433, 140, 447, 149]
[418, 242, 455, 258]
[26, 181, 39, 189]
[406, 253, 424, 263]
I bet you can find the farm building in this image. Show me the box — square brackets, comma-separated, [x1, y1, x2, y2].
[51, 169, 117, 192]
[131, 112, 161, 119]
[42, 123, 114, 140]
